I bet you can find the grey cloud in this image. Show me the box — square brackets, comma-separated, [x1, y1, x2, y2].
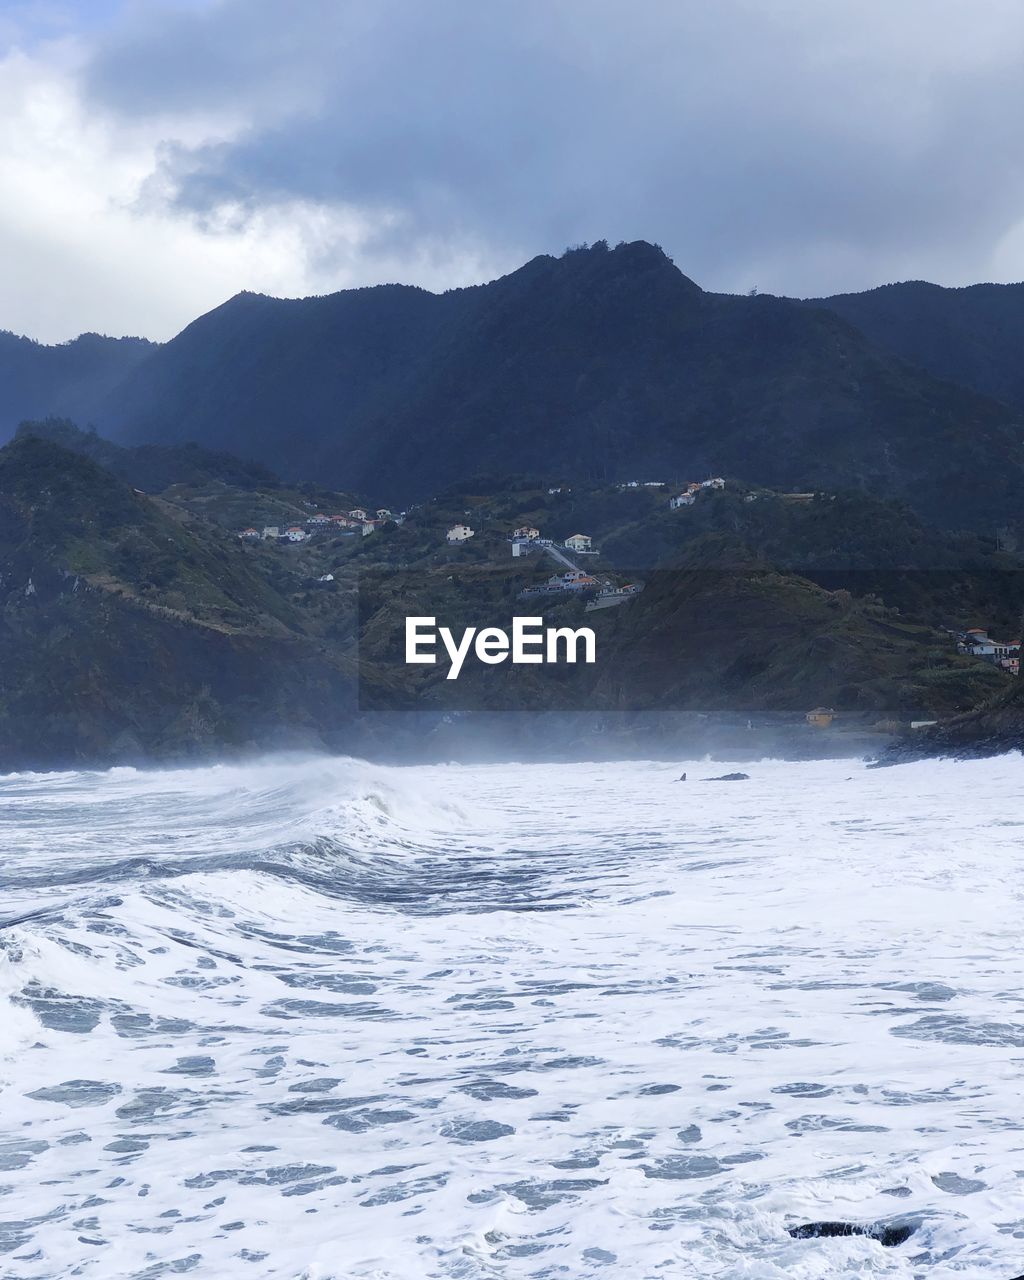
[82, 0, 1024, 295]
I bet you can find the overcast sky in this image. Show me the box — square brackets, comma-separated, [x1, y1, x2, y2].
[4, 0, 1024, 342]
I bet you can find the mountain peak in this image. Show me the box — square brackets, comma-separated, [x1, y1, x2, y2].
[502, 238, 701, 301]
[560, 238, 699, 286]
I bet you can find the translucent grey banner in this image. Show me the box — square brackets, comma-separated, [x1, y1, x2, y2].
[355, 567, 1023, 726]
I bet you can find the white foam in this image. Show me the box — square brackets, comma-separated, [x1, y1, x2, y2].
[0, 753, 1022, 1277]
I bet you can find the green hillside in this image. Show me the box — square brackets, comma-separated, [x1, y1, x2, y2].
[0, 432, 1018, 766]
[0, 437, 361, 769]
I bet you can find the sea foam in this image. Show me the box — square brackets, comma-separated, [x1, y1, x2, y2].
[0, 753, 1022, 1277]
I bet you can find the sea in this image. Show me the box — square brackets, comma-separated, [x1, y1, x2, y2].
[1, 753, 1023, 1279]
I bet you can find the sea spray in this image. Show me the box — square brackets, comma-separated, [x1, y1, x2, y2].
[0, 755, 1022, 1277]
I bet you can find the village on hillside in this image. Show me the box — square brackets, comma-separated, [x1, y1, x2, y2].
[238, 505, 405, 545]
[224, 469, 1021, 680]
[235, 474, 728, 550]
[442, 476, 729, 606]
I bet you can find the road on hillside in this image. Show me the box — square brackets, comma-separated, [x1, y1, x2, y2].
[542, 543, 579, 572]
[540, 542, 613, 587]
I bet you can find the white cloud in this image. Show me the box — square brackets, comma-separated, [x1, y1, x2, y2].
[0, 40, 503, 341]
[4, 1, 1024, 340]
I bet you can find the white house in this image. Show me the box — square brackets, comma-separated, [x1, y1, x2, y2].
[239, 527, 260, 540]
[511, 525, 540, 540]
[262, 526, 280, 540]
[552, 569, 598, 591]
[447, 524, 475, 543]
[349, 507, 368, 520]
[701, 477, 726, 490]
[284, 526, 308, 543]
[958, 628, 1020, 665]
[564, 533, 592, 552]
[375, 508, 392, 521]
[317, 573, 335, 582]
[669, 493, 695, 509]
[306, 514, 331, 526]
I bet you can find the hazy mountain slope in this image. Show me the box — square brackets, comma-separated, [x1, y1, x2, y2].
[587, 545, 1008, 719]
[16, 417, 279, 492]
[803, 280, 1024, 410]
[5, 244, 1024, 532]
[0, 330, 156, 441]
[109, 283, 444, 461]
[86, 242, 1024, 529]
[0, 434, 1015, 765]
[0, 436, 357, 768]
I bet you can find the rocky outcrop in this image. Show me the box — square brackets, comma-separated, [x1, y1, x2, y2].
[877, 683, 1024, 763]
[788, 1220, 916, 1247]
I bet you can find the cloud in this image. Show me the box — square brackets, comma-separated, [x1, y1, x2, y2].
[0, 11, 510, 341]
[0, 43, 318, 341]
[6, 1, 1024, 338]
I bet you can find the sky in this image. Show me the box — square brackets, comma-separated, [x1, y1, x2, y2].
[4, 0, 1024, 342]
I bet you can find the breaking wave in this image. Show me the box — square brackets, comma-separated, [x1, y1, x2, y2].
[1, 752, 1023, 1278]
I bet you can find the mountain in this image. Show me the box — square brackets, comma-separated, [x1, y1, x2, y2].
[359, 539, 1009, 722]
[803, 281, 1024, 412]
[351, 474, 1017, 721]
[0, 330, 155, 440]
[16, 418, 279, 492]
[0, 432, 1016, 767]
[587, 552, 1007, 720]
[86, 242, 1024, 530]
[5, 242, 1024, 533]
[0, 436, 358, 769]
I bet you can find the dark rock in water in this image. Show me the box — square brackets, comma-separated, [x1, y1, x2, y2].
[703, 772, 750, 781]
[866, 1223, 916, 1247]
[872, 679, 1024, 765]
[790, 1222, 860, 1240]
[789, 1220, 916, 1247]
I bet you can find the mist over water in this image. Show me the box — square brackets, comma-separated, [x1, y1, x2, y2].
[1, 753, 1023, 1278]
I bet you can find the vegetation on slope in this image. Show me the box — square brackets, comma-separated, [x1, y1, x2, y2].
[805, 280, 1024, 412]
[0, 331, 154, 441]
[0, 437, 360, 768]
[27, 241, 1023, 531]
[0, 428, 1020, 766]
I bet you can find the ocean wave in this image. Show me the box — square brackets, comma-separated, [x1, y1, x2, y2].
[2, 754, 1024, 1277]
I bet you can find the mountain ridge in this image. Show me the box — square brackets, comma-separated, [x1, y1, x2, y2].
[4, 242, 1024, 533]
[0, 329, 155, 440]
[92, 242, 1024, 527]
[801, 279, 1024, 411]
